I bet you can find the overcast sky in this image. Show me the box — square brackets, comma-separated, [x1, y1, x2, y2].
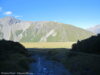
[0, 0, 100, 29]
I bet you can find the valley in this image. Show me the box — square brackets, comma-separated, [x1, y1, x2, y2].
[21, 42, 75, 48]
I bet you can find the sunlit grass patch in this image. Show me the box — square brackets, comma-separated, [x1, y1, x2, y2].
[21, 42, 75, 48]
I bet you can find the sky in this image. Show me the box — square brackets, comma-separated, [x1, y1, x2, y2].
[0, 0, 100, 29]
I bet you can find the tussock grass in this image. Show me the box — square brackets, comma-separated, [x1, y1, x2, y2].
[21, 42, 75, 48]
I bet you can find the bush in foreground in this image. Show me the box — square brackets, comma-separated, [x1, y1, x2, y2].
[0, 40, 32, 72]
[72, 34, 100, 54]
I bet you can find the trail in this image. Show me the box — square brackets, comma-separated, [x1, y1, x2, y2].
[28, 54, 71, 75]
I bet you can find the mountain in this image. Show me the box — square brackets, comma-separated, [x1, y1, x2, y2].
[87, 25, 100, 34]
[0, 16, 94, 42]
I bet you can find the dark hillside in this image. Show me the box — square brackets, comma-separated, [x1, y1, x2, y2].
[0, 40, 32, 72]
[72, 34, 100, 54]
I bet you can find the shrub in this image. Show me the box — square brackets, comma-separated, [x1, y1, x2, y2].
[0, 40, 32, 72]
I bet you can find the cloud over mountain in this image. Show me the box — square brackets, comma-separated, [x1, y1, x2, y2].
[87, 25, 100, 34]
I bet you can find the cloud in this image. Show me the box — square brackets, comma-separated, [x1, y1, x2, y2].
[87, 25, 100, 34]
[0, 7, 2, 12]
[15, 16, 23, 18]
[4, 11, 13, 15]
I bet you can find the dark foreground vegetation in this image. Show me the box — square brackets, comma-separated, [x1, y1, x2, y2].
[0, 40, 33, 73]
[44, 34, 100, 75]
[46, 49, 100, 75]
[72, 34, 100, 54]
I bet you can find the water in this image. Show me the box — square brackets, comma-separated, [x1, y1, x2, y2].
[28, 54, 71, 75]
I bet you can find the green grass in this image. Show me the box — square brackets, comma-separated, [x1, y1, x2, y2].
[19, 22, 94, 42]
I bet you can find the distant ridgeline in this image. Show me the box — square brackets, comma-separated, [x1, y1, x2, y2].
[0, 16, 94, 42]
[72, 34, 100, 54]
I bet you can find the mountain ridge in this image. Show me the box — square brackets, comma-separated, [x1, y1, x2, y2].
[0, 16, 94, 42]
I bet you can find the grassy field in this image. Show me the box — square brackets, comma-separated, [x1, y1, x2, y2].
[21, 42, 75, 48]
